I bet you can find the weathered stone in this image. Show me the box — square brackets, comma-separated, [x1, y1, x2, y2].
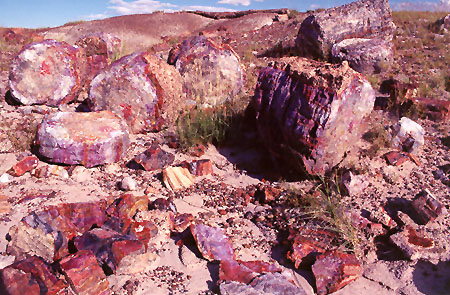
[134, 144, 175, 171]
[390, 226, 434, 260]
[168, 36, 245, 106]
[331, 38, 394, 74]
[411, 189, 443, 225]
[59, 250, 110, 295]
[312, 250, 361, 295]
[31, 164, 69, 179]
[110, 239, 158, 274]
[7, 256, 68, 294]
[150, 198, 177, 214]
[384, 151, 410, 166]
[135, 210, 174, 247]
[342, 171, 369, 196]
[120, 176, 137, 191]
[0, 267, 41, 295]
[106, 194, 149, 233]
[220, 281, 263, 295]
[190, 224, 235, 262]
[296, 0, 395, 60]
[368, 206, 397, 228]
[172, 213, 195, 233]
[249, 57, 375, 175]
[0, 195, 11, 215]
[163, 166, 195, 190]
[7, 156, 39, 177]
[250, 273, 308, 295]
[7, 201, 107, 262]
[189, 144, 206, 157]
[77, 33, 121, 63]
[9, 39, 82, 106]
[287, 235, 326, 268]
[220, 259, 282, 284]
[187, 159, 213, 176]
[391, 117, 424, 154]
[36, 111, 130, 167]
[254, 185, 282, 203]
[89, 52, 184, 133]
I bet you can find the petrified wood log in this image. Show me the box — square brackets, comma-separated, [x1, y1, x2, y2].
[249, 57, 375, 175]
[36, 111, 130, 167]
[88, 52, 184, 133]
[168, 36, 245, 106]
[331, 38, 394, 74]
[296, 0, 395, 60]
[9, 40, 82, 106]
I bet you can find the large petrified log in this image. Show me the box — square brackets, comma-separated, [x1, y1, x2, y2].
[296, 0, 395, 60]
[9, 39, 82, 106]
[168, 36, 245, 106]
[249, 57, 375, 175]
[331, 38, 394, 74]
[88, 52, 184, 133]
[36, 111, 130, 167]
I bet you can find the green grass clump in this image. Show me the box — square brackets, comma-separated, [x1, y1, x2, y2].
[176, 99, 248, 150]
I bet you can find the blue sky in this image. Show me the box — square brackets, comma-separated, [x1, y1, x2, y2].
[0, 0, 449, 28]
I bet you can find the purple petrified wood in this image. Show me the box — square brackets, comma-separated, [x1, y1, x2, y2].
[36, 111, 129, 167]
[249, 57, 375, 175]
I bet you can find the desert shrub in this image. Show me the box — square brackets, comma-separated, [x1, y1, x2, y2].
[176, 98, 248, 150]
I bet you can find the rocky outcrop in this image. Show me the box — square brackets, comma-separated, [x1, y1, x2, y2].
[36, 111, 130, 167]
[249, 57, 375, 175]
[331, 38, 394, 74]
[296, 0, 395, 61]
[168, 36, 245, 106]
[89, 52, 184, 133]
[9, 40, 82, 106]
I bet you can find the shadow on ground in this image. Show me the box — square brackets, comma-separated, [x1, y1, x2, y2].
[413, 259, 450, 295]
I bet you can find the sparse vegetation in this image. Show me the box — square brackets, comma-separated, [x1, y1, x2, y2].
[176, 98, 248, 150]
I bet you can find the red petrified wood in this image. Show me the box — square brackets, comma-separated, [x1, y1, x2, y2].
[8, 156, 39, 176]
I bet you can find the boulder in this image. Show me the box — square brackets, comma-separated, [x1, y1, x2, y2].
[331, 38, 394, 74]
[168, 36, 245, 106]
[134, 143, 175, 171]
[36, 111, 130, 167]
[249, 57, 375, 175]
[296, 0, 395, 60]
[9, 39, 82, 106]
[390, 117, 424, 154]
[312, 250, 361, 295]
[88, 52, 184, 133]
[59, 250, 110, 295]
[190, 224, 235, 262]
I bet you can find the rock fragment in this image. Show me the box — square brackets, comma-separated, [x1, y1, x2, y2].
[9, 39, 82, 106]
[331, 38, 394, 74]
[391, 117, 424, 153]
[219, 259, 282, 284]
[168, 36, 245, 106]
[0, 267, 41, 295]
[120, 176, 137, 191]
[134, 144, 175, 171]
[312, 250, 361, 295]
[190, 224, 235, 262]
[411, 189, 443, 225]
[36, 111, 130, 167]
[186, 159, 213, 176]
[296, 0, 395, 60]
[89, 52, 185, 133]
[7, 156, 39, 177]
[163, 166, 195, 190]
[249, 57, 375, 175]
[59, 250, 110, 295]
[384, 151, 410, 166]
[0, 195, 11, 215]
[390, 226, 434, 260]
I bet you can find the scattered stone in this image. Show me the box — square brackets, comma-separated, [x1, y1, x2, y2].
[0, 195, 11, 215]
[189, 144, 206, 157]
[287, 235, 326, 268]
[36, 111, 130, 167]
[163, 166, 195, 191]
[106, 194, 149, 232]
[32, 164, 70, 179]
[312, 250, 361, 295]
[411, 189, 443, 225]
[187, 159, 213, 176]
[254, 185, 281, 203]
[9, 39, 82, 106]
[7, 155, 39, 177]
[342, 171, 369, 196]
[134, 144, 175, 171]
[368, 206, 397, 228]
[331, 38, 394, 74]
[384, 151, 410, 166]
[135, 210, 174, 247]
[190, 224, 235, 261]
[0, 173, 13, 184]
[89, 51, 185, 133]
[59, 250, 110, 295]
[120, 176, 137, 191]
[295, 0, 395, 60]
[249, 57, 375, 175]
[168, 36, 245, 106]
[172, 213, 195, 233]
[390, 226, 434, 260]
[150, 198, 177, 214]
[391, 117, 424, 154]
[219, 259, 282, 284]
